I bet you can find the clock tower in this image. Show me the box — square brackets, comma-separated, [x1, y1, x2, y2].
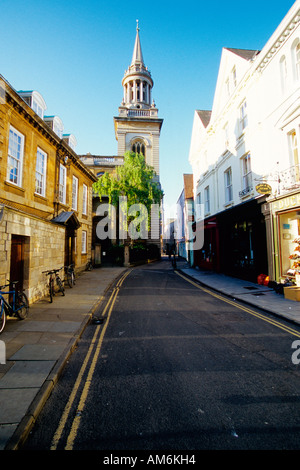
[114, 21, 163, 183]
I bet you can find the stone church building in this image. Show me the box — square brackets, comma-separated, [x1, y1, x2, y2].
[81, 23, 164, 263]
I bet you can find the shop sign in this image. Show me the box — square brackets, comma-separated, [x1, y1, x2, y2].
[271, 193, 300, 212]
[255, 183, 272, 194]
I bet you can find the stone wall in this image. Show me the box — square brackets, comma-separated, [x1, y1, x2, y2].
[0, 206, 65, 304]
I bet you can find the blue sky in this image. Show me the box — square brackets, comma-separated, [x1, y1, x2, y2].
[0, 0, 296, 212]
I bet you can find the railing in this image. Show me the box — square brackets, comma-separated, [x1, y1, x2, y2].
[80, 156, 124, 167]
[239, 185, 253, 198]
[93, 157, 123, 165]
[279, 163, 300, 192]
[128, 109, 151, 117]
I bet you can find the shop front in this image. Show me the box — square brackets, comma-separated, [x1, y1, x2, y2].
[218, 199, 268, 282]
[264, 191, 300, 283]
[193, 216, 220, 272]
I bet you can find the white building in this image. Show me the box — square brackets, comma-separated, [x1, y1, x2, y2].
[176, 174, 194, 262]
[189, 1, 300, 282]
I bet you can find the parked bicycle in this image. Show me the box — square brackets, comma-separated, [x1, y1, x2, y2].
[0, 281, 29, 333]
[42, 267, 65, 303]
[65, 264, 76, 288]
[86, 258, 93, 271]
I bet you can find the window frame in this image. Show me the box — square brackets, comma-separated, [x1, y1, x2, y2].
[224, 167, 233, 204]
[231, 66, 237, 88]
[204, 186, 210, 214]
[296, 42, 300, 81]
[280, 55, 288, 93]
[288, 129, 299, 168]
[58, 163, 67, 204]
[7, 125, 25, 187]
[81, 230, 87, 254]
[54, 121, 63, 139]
[239, 99, 248, 132]
[72, 175, 78, 211]
[132, 139, 146, 157]
[293, 39, 300, 81]
[82, 184, 88, 215]
[241, 154, 252, 191]
[196, 192, 203, 220]
[35, 147, 47, 197]
[32, 100, 44, 119]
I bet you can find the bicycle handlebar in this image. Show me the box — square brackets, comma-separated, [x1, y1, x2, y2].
[42, 267, 64, 275]
[0, 280, 19, 290]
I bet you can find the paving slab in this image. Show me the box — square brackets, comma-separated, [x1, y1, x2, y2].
[0, 361, 56, 389]
[0, 425, 18, 451]
[0, 389, 40, 423]
[10, 344, 66, 361]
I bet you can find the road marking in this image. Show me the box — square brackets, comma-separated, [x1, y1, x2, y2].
[175, 270, 300, 339]
[50, 269, 131, 450]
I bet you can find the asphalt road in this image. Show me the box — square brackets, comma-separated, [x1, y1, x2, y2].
[23, 259, 300, 452]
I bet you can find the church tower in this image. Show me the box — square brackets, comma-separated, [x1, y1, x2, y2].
[114, 21, 163, 182]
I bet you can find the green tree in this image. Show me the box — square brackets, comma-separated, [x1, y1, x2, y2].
[93, 151, 163, 237]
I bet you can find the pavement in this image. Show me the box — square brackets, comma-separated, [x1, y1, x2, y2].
[0, 265, 126, 450]
[174, 258, 300, 325]
[1, 258, 300, 451]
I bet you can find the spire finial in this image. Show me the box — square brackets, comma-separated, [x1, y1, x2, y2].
[131, 19, 144, 65]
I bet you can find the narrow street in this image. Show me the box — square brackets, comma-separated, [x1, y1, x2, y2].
[23, 259, 300, 451]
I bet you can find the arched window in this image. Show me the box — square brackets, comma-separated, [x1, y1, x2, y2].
[280, 55, 287, 92]
[291, 38, 300, 81]
[296, 42, 300, 80]
[132, 140, 145, 156]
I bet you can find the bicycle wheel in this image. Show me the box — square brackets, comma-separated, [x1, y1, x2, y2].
[0, 300, 6, 333]
[16, 292, 29, 320]
[49, 278, 54, 303]
[87, 262, 93, 271]
[67, 271, 73, 288]
[57, 277, 65, 296]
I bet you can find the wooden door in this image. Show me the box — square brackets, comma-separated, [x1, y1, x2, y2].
[10, 235, 25, 292]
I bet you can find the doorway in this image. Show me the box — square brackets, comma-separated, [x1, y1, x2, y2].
[10, 235, 26, 292]
[65, 228, 76, 267]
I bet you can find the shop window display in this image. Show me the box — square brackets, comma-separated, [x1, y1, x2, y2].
[289, 236, 300, 277]
[280, 211, 300, 279]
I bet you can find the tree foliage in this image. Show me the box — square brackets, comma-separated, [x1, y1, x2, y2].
[93, 151, 164, 211]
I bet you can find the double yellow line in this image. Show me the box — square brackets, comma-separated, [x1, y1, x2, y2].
[175, 270, 300, 339]
[51, 269, 131, 450]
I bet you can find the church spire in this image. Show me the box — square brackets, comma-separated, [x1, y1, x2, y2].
[114, 20, 163, 186]
[120, 21, 154, 110]
[131, 20, 144, 66]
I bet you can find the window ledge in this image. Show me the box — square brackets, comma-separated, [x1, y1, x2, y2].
[34, 192, 48, 202]
[56, 201, 69, 210]
[224, 201, 234, 208]
[5, 180, 25, 193]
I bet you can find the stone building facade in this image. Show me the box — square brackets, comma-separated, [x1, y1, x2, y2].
[0, 76, 97, 303]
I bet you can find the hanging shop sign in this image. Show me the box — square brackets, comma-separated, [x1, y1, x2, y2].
[255, 183, 272, 194]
